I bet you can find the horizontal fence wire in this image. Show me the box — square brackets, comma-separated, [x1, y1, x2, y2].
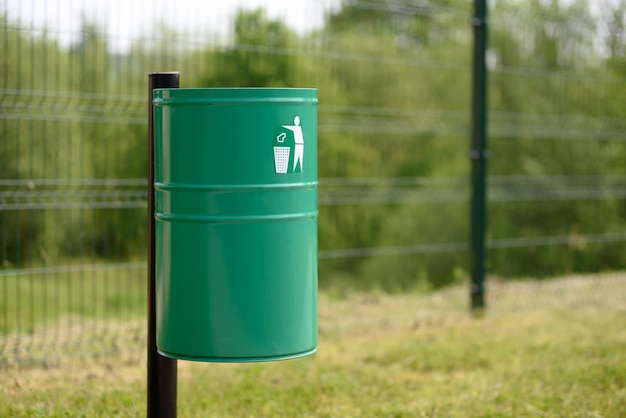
[0, 262, 145, 277]
[2, 175, 624, 211]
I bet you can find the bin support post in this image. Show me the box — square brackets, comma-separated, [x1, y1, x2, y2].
[470, 0, 488, 310]
[148, 72, 179, 418]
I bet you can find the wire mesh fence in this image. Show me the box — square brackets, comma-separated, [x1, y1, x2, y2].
[487, 0, 626, 280]
[1, 0, 625, 367]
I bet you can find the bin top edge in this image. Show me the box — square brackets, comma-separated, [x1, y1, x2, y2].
[153, 88, 318, 104]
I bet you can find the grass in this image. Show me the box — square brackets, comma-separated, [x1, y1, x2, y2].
[1, 273, 625, 417]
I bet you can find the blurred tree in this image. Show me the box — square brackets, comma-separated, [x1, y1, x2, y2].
[202, 9, 295, 87]
[602, 0, 625, 76]
[0, 14, 51, 266]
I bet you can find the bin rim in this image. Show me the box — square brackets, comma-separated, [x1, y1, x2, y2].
[153, 87, 317, 105]
[153, 87, 317, 95]
[154, 87, 317, 91]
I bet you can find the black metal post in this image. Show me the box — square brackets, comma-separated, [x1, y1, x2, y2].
[148, 72, 179, 418]
[470, 1, 488, 309]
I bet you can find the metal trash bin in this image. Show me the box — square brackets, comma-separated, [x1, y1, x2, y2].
[153, 88, 318, 362]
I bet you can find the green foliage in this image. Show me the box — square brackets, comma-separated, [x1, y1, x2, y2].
[360, 202, 469, 291]
[0, 14, 63, 266]
[486, 0, 626, 279]
[1, 1, 625, 288]
[201, 9, 296, 87]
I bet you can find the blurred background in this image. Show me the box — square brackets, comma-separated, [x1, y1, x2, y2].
[1, 0, 625, 367]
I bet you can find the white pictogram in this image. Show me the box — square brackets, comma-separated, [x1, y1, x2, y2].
[273, 116, 304, 174]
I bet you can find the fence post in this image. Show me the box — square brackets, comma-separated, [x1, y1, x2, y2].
[148, 72, 179, 418]
[470, 0, 488, 309]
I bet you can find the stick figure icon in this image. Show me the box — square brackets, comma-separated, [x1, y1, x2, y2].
[283, 116, 304, 172]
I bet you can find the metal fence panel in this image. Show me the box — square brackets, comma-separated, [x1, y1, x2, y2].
[1, 0, 625, 367]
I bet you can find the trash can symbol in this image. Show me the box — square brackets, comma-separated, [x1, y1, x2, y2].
[274, 133, 290, 174]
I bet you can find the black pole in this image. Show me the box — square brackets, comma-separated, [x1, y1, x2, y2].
[470, 0, 488, 310]
[148, 72, 179, 418]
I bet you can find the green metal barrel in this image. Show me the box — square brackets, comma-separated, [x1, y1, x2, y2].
[153, 88, 318, 362]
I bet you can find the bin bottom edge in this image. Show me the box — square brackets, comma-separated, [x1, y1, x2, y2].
[157, 347, 317, 363]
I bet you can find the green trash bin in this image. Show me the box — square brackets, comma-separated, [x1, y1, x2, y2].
[153, 88, 318, 362]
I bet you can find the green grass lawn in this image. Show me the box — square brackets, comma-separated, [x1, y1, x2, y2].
[1, 273, 625, 417]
